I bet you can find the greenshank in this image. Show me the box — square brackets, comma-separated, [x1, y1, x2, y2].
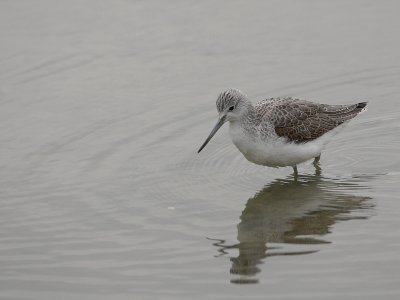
[197, 89, 367, 174]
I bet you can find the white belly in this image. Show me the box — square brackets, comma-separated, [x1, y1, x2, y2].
[244, 140, 321, 167]
[229, 122, 346, 167]
[232, 136, 321, 167]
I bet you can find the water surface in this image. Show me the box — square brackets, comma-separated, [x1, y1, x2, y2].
[1, 1, 400, 299]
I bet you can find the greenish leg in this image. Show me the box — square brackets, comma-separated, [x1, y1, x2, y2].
[292, 165, 298, 175]
[292, 165, 299, 180]
[313, 154, 322, 176]
[313, 154, 321, 166]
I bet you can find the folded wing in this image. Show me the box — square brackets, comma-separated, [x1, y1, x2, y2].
[256, 97, 367, 143]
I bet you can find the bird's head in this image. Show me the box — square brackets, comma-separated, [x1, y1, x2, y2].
[198, 88, 250, 153]
[216, 88, 249, 122]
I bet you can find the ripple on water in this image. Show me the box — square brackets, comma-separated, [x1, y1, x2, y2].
[1, 0, 400, 298]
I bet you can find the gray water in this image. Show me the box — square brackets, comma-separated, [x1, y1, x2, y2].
[1, 1, 400, 299]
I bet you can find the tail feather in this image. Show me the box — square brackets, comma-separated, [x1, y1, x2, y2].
[323, 101, 368, 125]
[356, 101, 368, 113]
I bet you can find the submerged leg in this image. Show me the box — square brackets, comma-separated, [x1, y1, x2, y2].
[313, 154, 321, 167]
[313, 154, 322, 176]
[292, 165, 298, 176]
[292, 165, 299, 180]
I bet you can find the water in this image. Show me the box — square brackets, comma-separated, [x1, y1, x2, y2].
[1, 1, 400, 299]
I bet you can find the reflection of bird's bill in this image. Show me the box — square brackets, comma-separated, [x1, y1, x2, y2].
[197, 116, 226, 153]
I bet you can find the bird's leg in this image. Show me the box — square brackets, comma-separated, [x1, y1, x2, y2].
[292, 165, 299, 181]
[313, 154, 322, 175]
[314, 165, 322, 177]
[292, 165, 298, 177]
[313, 154, 321, 167]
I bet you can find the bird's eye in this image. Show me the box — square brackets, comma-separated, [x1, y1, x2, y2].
[228, 106, 235, 111]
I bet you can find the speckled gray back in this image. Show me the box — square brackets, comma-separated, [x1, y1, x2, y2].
[255, 97, 367, 142]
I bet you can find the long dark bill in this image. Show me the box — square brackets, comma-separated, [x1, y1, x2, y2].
[197, 116, 226, 153]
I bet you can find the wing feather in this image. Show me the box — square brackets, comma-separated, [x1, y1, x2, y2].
[256, 98, 366, 143]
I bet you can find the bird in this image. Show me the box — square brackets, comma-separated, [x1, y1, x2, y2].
[197, 88, 367, 175]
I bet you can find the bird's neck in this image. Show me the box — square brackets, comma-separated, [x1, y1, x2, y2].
[231, 103, 257, 137]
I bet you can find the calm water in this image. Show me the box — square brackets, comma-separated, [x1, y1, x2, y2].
[1, 1, 400, 299]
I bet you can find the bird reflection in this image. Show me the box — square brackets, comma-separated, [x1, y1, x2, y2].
[209, 173, 374, 284]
